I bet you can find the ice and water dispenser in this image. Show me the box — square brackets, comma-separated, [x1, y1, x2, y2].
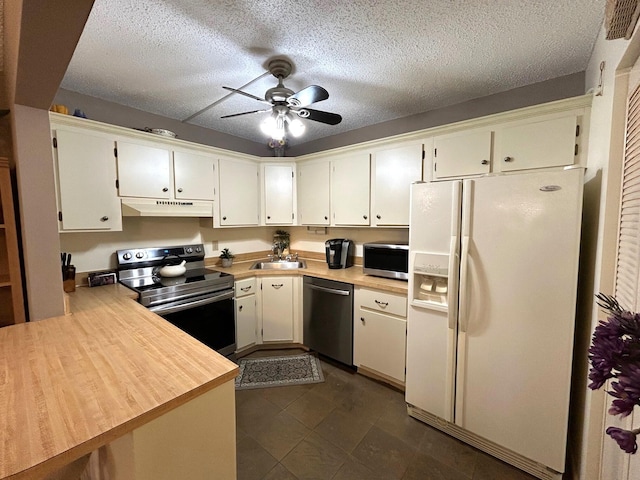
[411, 252, 451, 310]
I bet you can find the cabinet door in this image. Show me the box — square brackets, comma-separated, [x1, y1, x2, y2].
[354, 308, 407, 382]
[332, 154, 370, 225]
[218, 158, 259, 226]
[173, 150, 216, 200]
[261, 276, 294, 342]
[236, 294, 257, 350]
[433, 129, 492, 179]
[116, 140, 172, 198]
[264, 164, 294, 225]
[494, 115, 577, 172]
[297, 161, 330, 225]
[54, 129, 122, 231]
[371, 143, 423, 226]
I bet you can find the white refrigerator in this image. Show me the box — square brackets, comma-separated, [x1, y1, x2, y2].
[405, 168, 583, 479]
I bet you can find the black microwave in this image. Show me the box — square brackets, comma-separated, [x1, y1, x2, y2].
[363, 242, 409, 280]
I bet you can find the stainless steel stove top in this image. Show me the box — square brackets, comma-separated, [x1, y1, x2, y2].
[116, 244, 234, 308]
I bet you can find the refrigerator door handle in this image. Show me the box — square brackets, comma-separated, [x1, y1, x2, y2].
[447, 235, 459, 331]
[458, 235, 470, 333]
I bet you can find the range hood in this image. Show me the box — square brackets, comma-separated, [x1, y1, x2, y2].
[121, 198, 214, 217]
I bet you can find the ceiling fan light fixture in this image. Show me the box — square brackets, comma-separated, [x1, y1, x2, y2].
[287, 116, 306, 137]
[260, 114, 286, 140]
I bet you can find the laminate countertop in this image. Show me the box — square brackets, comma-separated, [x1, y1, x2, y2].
[208, 257, 409, 295]
[0, 284, 238, 480]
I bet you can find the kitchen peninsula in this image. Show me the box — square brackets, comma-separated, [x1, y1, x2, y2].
[0, 284, 238, 480]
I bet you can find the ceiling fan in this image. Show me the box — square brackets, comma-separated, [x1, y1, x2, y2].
[221, 59, 342, 139]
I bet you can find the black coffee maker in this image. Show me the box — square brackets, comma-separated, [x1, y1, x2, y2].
[325, 239, 355, 269]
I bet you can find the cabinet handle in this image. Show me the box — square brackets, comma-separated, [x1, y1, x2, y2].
[503, 156, 513, 162]
[177, 188, 183, 193]
[162, 187, 169, 192]
[481, 160, 489, 165]
[360, 317, 365, 324]
[100, 216, 109, 222]
[363, 215, 368, 220]
[271, 284, 283, 289]
[239, 305, 243, 312]
[376, 214, 381, 219]
[241, 286, 252, 292]
[374, 299, 389, 308]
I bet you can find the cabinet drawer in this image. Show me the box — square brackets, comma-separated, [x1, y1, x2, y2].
[235, 278, 256, 297]
[357, 287, 407, 317]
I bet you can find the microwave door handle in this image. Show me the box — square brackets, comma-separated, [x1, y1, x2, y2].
[150, 290, 234, 315]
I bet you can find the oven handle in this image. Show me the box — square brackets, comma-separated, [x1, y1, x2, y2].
[149, 290, 234, 316]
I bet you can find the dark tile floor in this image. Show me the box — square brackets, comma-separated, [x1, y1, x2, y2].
[235, 350, 538, 480]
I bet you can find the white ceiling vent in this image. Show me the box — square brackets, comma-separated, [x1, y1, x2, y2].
[605, 0, 640, 39]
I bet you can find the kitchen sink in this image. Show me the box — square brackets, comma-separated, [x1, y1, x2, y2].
[249, 259, 307, 270]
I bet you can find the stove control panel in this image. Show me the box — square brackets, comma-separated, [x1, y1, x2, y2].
[116, 243, 206, 268]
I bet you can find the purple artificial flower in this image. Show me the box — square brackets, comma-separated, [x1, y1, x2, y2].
[606, 427, 639, 454]
[588, 319, 626, 389]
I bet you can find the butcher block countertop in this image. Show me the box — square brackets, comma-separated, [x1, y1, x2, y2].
[208, 254, 409, 295]
[0, 284, 238, 480]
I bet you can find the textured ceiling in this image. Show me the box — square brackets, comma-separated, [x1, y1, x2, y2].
[60, 0, 606, 146]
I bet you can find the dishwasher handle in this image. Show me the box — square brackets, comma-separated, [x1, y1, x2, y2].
[306, 283, 351, 296]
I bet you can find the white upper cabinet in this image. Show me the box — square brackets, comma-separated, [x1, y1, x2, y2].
[332, 153, 370, 226]
[218, 158, 259, 226]
[263, 163, 295, 225]
[297, 160, 331, 225]
[116, 140, 172, 198]
[173, 150, 216, 200]
[53, 127, 122, 232]
[371, 143, 423, 226]
[433, 129, 492, 179]
[494, 114, 577, 172]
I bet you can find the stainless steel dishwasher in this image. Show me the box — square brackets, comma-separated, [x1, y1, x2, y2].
[303, 276, 354, 366]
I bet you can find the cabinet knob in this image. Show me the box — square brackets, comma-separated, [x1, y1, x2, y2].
[239, 305, 243, 312]
[324, 216, 328, 220]
[162, 187, 169, 192]
[177, 188, 183, 193]
[267, 215, 271, 219]
[503, 156, 513, 162]
[481, 160, 489, 165]
[363, 215, 368, 220]
[376, 214, 381, 219]
[100, 216, 109, 222]
[223, 216, 227, 221]
[360, 317, 365, 324]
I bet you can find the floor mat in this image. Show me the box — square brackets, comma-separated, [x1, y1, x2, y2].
[235, 353, 324, 390]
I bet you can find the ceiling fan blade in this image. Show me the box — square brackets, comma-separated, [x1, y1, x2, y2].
[287, 85, 329, 107]
[295, 108, 342, 125]
[222, 86, 271, 105]
[220, 108, 271, 119]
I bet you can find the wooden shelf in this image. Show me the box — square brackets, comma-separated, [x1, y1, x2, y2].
[0, 157, 25, 325]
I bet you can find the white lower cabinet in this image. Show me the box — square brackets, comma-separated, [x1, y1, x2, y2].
[260, 276, 300, 343]
[354, 287, 407, 384]
[235, 278, 257, 351]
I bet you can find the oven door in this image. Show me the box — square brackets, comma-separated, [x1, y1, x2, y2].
[149, 289, 236, 357]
